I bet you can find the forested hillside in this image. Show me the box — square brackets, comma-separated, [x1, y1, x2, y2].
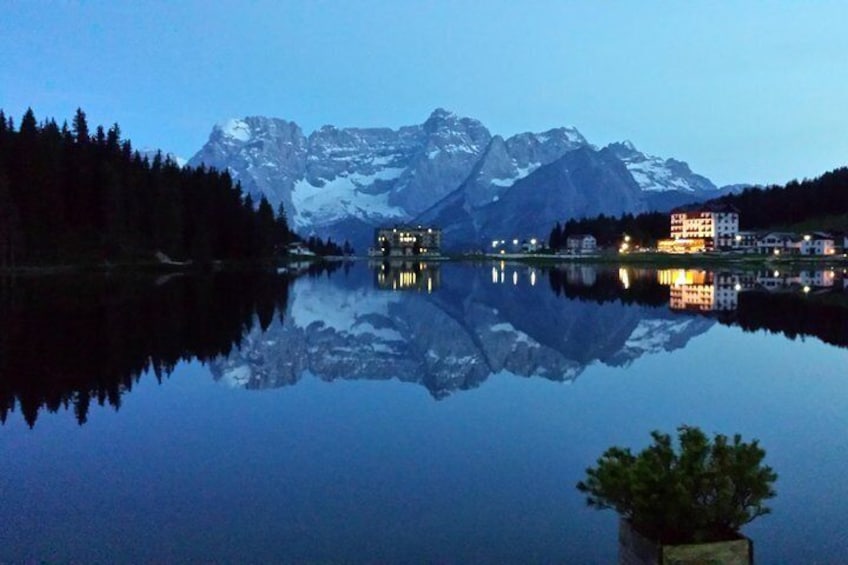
[549, 167, 848, 247]
[715, 167, 848, 229]
[0, 108, 298, 268]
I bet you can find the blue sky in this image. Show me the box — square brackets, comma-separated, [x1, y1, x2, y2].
[2, 1, 847, 186]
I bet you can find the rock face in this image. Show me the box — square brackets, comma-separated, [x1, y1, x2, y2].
[189, 110, 734, 250]
[209, 264, 714, 398]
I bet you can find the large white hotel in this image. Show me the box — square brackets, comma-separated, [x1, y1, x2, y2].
[658, 203, 740, 253]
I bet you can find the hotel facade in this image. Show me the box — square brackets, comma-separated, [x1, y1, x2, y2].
[372, 226, 442, 257]
[658, 203, 740, 253]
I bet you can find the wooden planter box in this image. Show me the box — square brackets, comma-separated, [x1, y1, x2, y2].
[618, 519, 753, 564]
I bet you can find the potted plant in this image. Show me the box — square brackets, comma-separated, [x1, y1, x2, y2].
[576, 425, 777, 564]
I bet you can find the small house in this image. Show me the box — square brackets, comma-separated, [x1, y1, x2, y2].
[565, 234, 597, 254]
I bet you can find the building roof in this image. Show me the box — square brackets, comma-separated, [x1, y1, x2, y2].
[670, 202, 740, 214]
[376, 225, 440, 231]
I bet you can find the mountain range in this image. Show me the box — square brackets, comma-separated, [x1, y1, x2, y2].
[187, 109, 743, 251]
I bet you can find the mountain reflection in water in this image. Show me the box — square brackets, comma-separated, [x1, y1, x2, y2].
[1, 262, 847, 426]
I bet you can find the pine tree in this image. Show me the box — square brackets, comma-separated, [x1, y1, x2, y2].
[72, 107, 89, 143]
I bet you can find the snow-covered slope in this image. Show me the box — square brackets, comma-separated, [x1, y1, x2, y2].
[189, 110, 733, 249]
[606, 141, 717, 193]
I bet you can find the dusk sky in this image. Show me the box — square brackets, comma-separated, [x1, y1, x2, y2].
[3, 1, 847, 186]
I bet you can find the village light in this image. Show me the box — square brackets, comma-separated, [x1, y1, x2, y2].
[735, 234, 742, 241]
[512, 239, 519, 245]
[530, 238, 537, 245]
[624, 235, 631, 243]
[803, 285, 811, 293]
[774, 249, 780, 256]
[804, 234, 811, 241]
[492, 240, 499, 248]
[735, 283, 742, 291]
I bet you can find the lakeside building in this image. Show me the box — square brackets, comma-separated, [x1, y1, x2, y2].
[733, 230, 759, 252]
[285, 242, 316, 256]
[565, 234, 598, 254]
[371, 226, 442, 257]
[657, 203, 740, 253]
[755, 232, 835, 256]
[798, 232, 836, 256]
[756, 232, 799, 255]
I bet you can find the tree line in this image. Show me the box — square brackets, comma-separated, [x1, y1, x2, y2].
[0, 107, 349, 268]
[546, 166, 848, 248]
[713, 167, 848, 230]
[548, 212, 669, 249]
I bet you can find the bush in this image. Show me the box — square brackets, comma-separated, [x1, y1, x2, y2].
[576, 425, 777, 544]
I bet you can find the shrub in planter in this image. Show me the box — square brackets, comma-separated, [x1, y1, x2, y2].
[576, 425, 777, 544]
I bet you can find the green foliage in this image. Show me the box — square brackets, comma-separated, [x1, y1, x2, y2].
[576, 426, 777, 544]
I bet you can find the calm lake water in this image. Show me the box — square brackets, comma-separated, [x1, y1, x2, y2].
[2, 262, 848, 563]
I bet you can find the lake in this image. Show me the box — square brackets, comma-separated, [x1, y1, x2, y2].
[1, 261, 847, 562]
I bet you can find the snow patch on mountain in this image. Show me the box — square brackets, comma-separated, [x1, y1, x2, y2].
[490, 162, 541, 188]
[218, 118, 252, 142]
[607, 141, 717, 194]
[292, 171, 407, 229]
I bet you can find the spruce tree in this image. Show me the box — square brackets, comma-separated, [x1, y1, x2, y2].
[72, 107, 89, 143]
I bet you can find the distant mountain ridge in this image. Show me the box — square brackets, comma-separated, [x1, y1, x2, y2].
[189, 109, 743, 250]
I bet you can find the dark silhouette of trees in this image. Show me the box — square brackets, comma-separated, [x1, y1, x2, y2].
[713, 168, 848, 229]
[0, 108, 300, 267]
[547, 212, 668, 250]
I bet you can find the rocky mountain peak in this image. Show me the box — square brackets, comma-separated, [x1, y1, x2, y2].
[188, 112, 734, 250]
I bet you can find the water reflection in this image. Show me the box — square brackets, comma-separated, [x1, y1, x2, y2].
[373, 260, 440, 292]
[0, 272, 294, 427]
[2, 262, 848, 426]
[211, 263, 848, 400]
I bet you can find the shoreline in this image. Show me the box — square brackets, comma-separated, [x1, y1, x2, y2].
[3, 252, 847, 276]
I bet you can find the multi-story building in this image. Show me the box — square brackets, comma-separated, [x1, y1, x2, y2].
[668, 203, 740, 250]
[372, 226, 442, 257]
[565, 234, 597, 254]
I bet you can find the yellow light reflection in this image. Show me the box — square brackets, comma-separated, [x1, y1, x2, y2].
[619, 268, 630, 290]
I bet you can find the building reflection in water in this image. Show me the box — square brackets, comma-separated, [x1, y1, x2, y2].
[489, 261, 540, 287]
[656, 269, 741, 312]
[373, 260, 440, 292]
[652, 268, 843, 312]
